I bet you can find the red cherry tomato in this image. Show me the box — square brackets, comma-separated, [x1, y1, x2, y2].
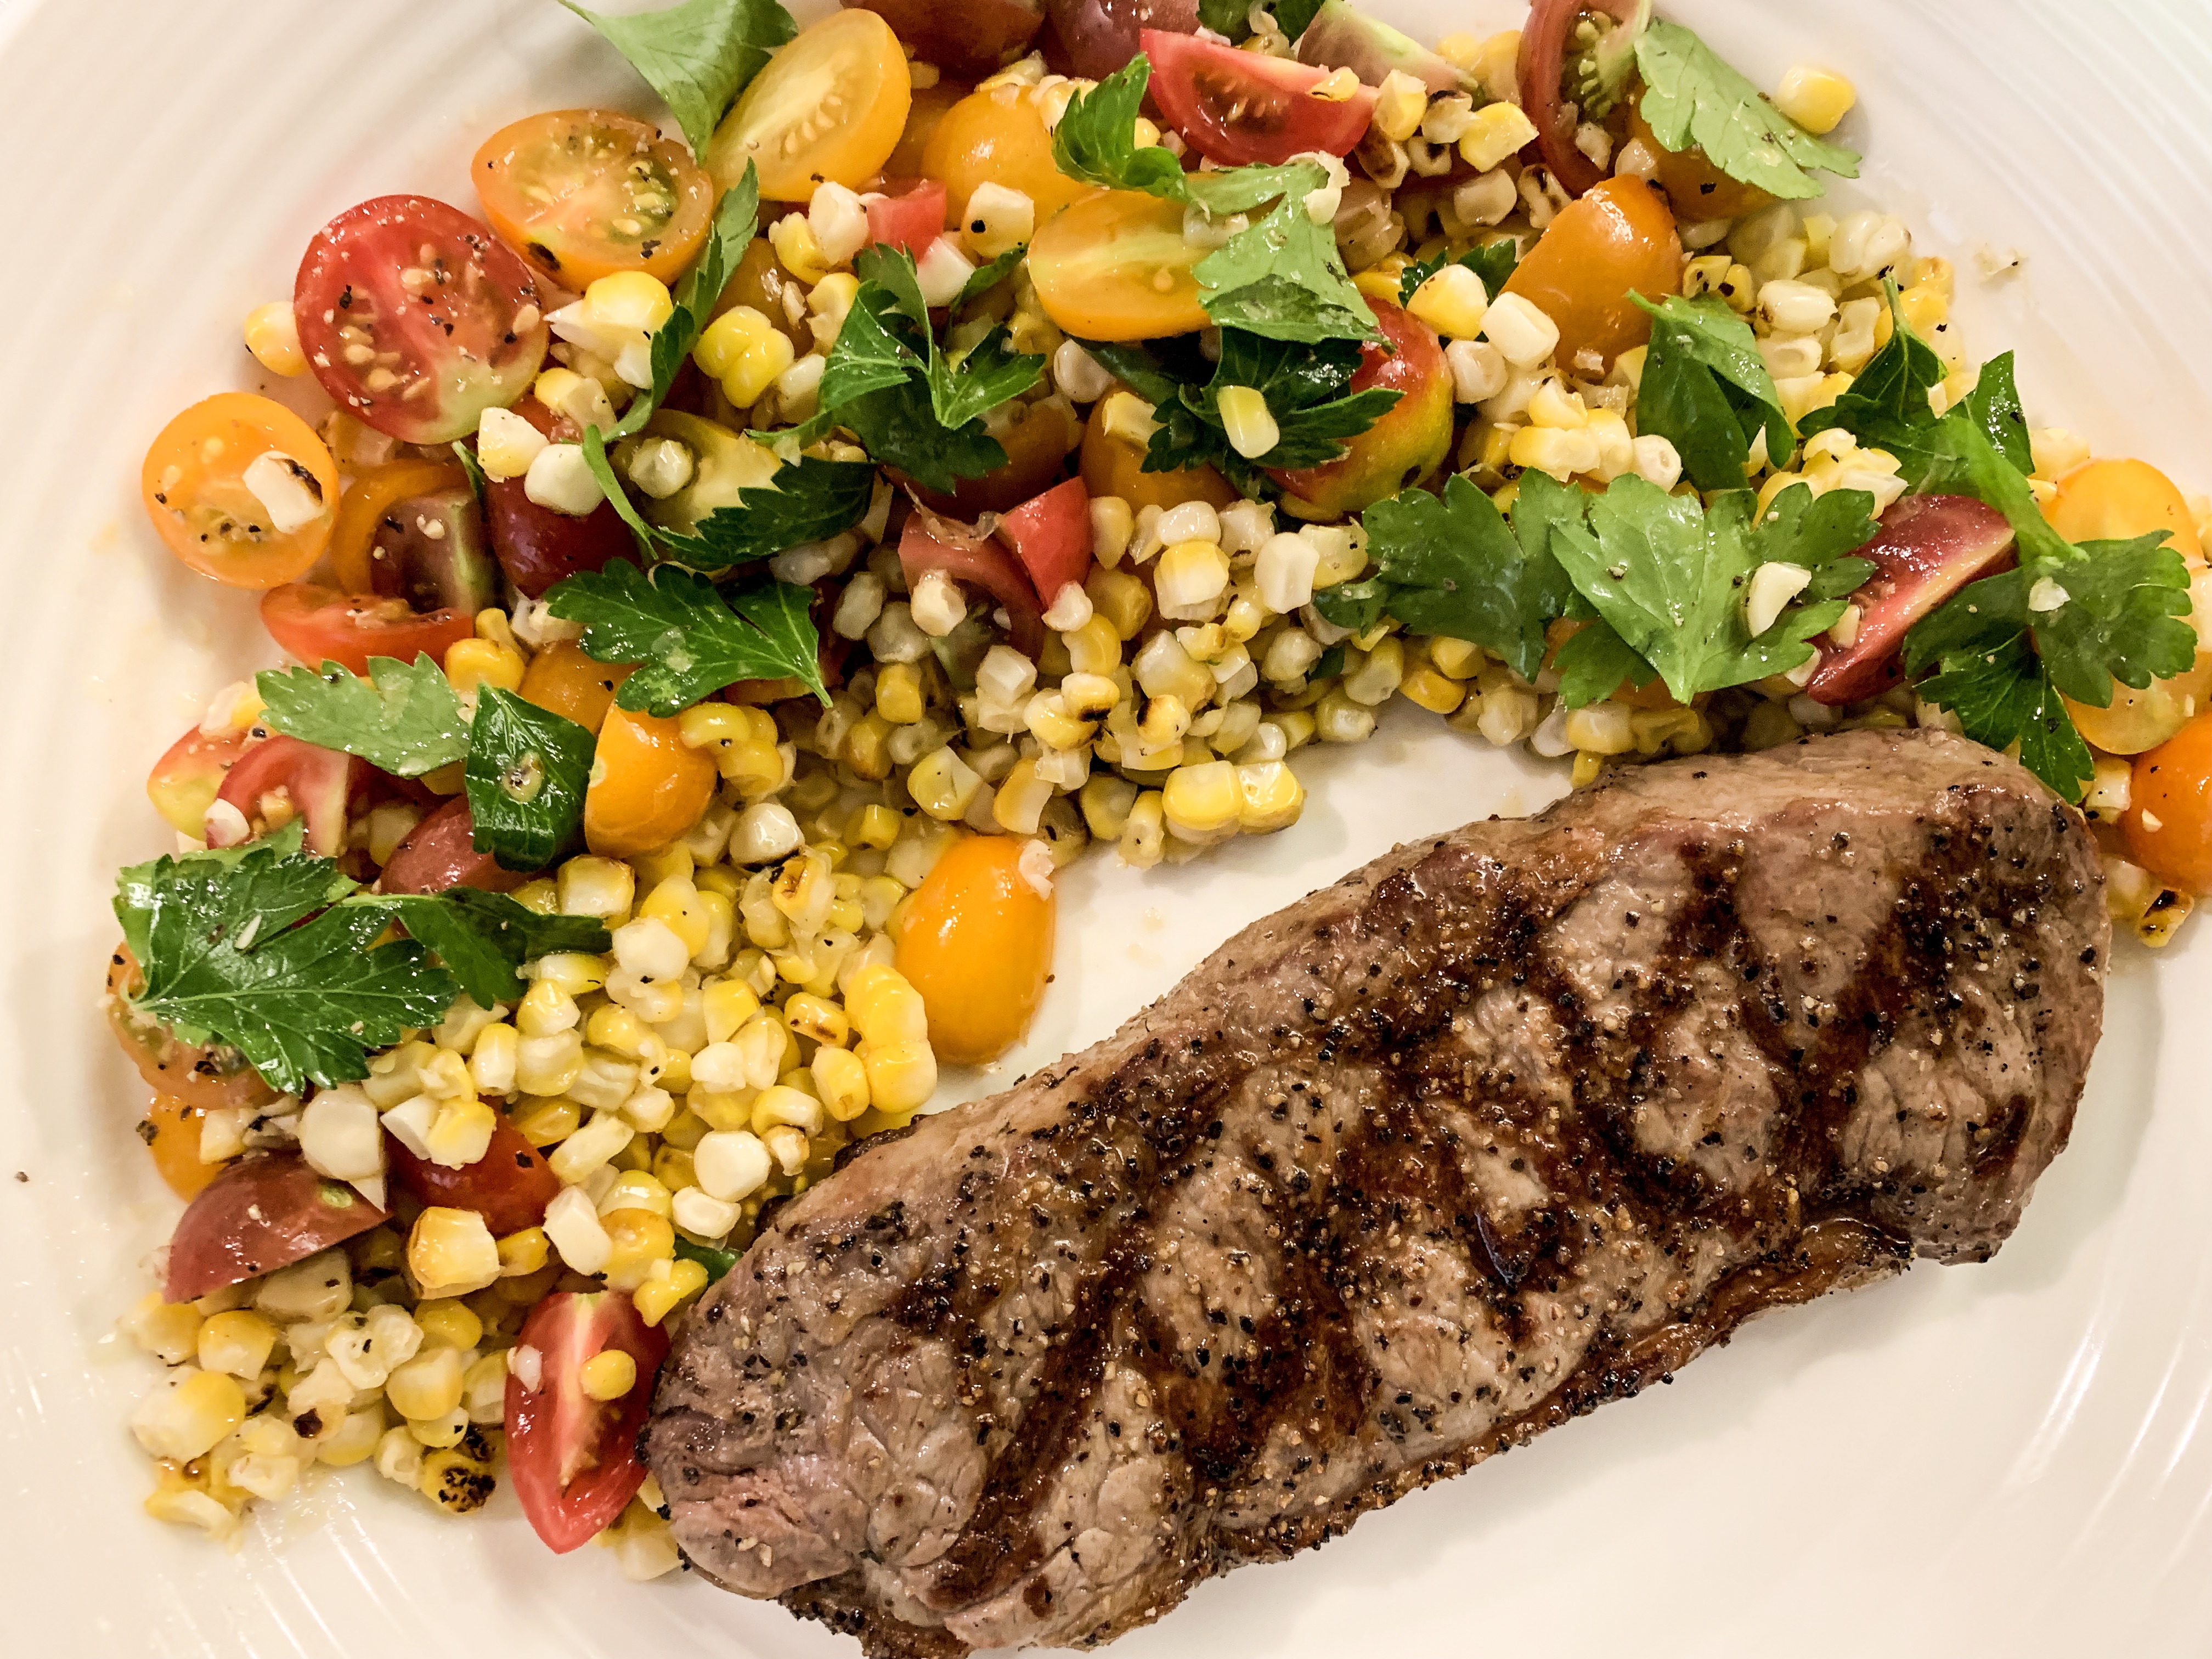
[261, 583, 477, 679]
[844, 0, 1045, 78]
[295, 195, 550, 445]
[211, 735, 368, 858]
[899, 507, 1046, 654]
[484, 399, 637, 597]
[506, 1291, 670, 1553]
[1142, 30, 1378, 164]
[166, 1153, 388, 1302]
[1519, 0, 1642, 198]
[1807, 495, 2017, 706]
[868, 178, 950, 255]
[996, 477, 1091, 603]
[380, 797, 527, 892]
[387, 1119, 559, 1235]
[1044, 0, 1197, 82]
[107, 945, 279, 1114]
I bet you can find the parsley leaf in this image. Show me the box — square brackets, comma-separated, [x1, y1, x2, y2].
[1398, 238, 1521, 308]
[1198, 0, 1254, 41]
[558, 0, 794, 158]
[1757, 483, 1880, 601]
[1920, 631, 2095, 800]
[1314, 474, 1573, 679]
[374, 890, 611, 1009]
[1963, 349, 2032, 475]
[1053, 59, 1190, 199]
[673, 1232, 740, 1282]
[450, 439, 487, 507]
[608, 165, 762, 442]
[115, 837, 453, 1094]
[545, 558, 828, 714]
[256, 657, 469, 778]
[1632, 293, 1793, 492]
[656, 456, 877, 567]
[1274, 0, 1326, 38]
[1633, 19, 1860, 201]
[1554, 619, 1659, 709]
[1797, 284, 1949, 482]
[840, 380, 1012, 493]
[464, 688, 596, 871]
[1549, 480, 1844, 702]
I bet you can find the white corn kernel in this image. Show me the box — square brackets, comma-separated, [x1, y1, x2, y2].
[544, 1186, 612, 1275]
[809, 181, 870, 265]
[695, 1129, 774, 1203]
[1759, 279, 1837, 336]
[1051, 338, 1114, 403]
[298, 1082, 382, 1183]
[915, 236, 976, 307]
[1745, 561, 1813, 636]
[672, 1185, 742, 1241]
[241, 453, 328, 535]
[523, 443, 606, 516]
[961, 182, 1036, 261]
[910, 569, 968, 636]
[1481, 292, 1560, 368]
[1631, 433, 1683, 490]
[1445, 337, 1507, 404]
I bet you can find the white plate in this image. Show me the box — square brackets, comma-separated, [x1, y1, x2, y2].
[3, 0, 2208, 1651]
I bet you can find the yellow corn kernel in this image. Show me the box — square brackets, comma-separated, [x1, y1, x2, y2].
[131, 1369, 247, 1463]
[534, 365, 614, 431]
[767, 212, 831, 284]
[697, 304, 796, 407]
[387, 1346, 466, 1421]
[703, 978, 764, 1046]
[539, 948, 615, 998]
[510, 877, 558, 916]
[875, 662, 925, 725]
[243, 300, 307, 376]
[510, 1094, 582, 1147]
[784, 992, 849, 1047]
[413, 1300, 483, 1351]
[1427, 637, 1484, 679]
[1086, 567, 1153, 640]
[1099, 390, 1159, 447]
[601, 1170, 674, 1218]
[1064, 617, 1125, 680]
[635, 1257, 711, 1327]
[908, 746, 982, 821]
[1119, 789, 1166, 868]
[492, 1226, 549, 1279]
[1236, 760, 1306, 833]
[516, 979, 578, 1040]
[600, 1208, 676, 1293]
[1407, 264, 1491, 340]
[1681, 255, 1732, 300]
[1162, 760, 1240, 842]
[848, 966, 929, 1045]
[1400, 664, 1466, 715]
[408, 1207, 502, 1299]
[812, 1045, 871, 1121]
[861, 1038, 937, 1115]
[586, 269, 675, 332]
[642, 876, 711, 959]
[845, 711, 894, 781]
[1774, 65, 1856, 134]
[579, 1348, 639, 1403]
[1458, 99, 1539, 171]
[1080, 773, 1138, 840]
[845, 803, 900, 850]
[444, 636, 526, 697]
[1090, 494, 1135, 567]
[1214, 385, 1279, 460]
[196, 1310, 278, 1379]
[1898, 280, 1949, 337]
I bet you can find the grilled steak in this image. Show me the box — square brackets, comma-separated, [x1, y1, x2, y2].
[647, 729, 2107, 1654]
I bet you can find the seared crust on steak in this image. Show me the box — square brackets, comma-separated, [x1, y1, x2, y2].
[647, 730, 2107, 1654]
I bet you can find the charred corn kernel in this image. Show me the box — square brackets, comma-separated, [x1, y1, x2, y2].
[408, 1207, 502, 1299]
[635, 1258, 710, 1327]
[244, 300, 307, 376]
[642, 876, 710, 958]
[861, 1039, 937, 1114]
[413, 1300, 482, 1351]
[766, 212, 831, 283]
[1775, 65, 1855, 133]
[601, 1208, 675, 1293]
[1162, 760, 1240, 840]
[847, 803, 900, 850]
[1119, 789, 1166, 868]
[812, 1045, 871, 1120]
[444, 636, 526, 697]
[1408, 264, 1491, 339]
[1087, 567, 1153, 639]
[1214, 386, 1279, 460]
[196, 1311, 277, 1379]
[511, 1094, 581, 1147]
[1235, 761, 1305, 832]
[416, 1435, 498, 1512]
[387, 1346, 466, 1422]
[577, 1348, 638, 1403]
[132, 1369, 247, 1462]
[784, 992, 849, 1047]
[874, 662, 925, 725]
[1400, 664, 1467, 714]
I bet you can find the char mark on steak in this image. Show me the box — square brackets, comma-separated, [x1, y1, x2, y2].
[647, 730, 2107, 1656]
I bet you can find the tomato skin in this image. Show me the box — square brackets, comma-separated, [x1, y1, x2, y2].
[844, 0, 1043, 78]
[900, 510, 1047, 656]
[884, 77, 974, 182]
[261, 583, 477, 679]
[148, 724, 251, 838]
[1143, 30, 1377, 165]
[1806, 496, 2017, 706]
[212, 735, 368, 859]
[1043, 0, 1198, 82]
[868, 179, 949, 255]
[1271, 300, 1452, 518]
[166, 1153, 388, 1302]
[295, 195, 550, 444]
[506, 1291, 670, 1553]
[921, 87, 1093, 229]
[108, 946, 279, 1114]
[893, 834, 1056, 1064]
[388, 1119, 559, 1235]
[2127, 716, 2212, 894]
[141, 1093, 223, 1201]
[2047, 458, 2205, 566]
[328, 458, 468, 594]
[997, 477, 1091, 601]
[486, 474, 635, 598]
[381, 797, 528, 892]
[475, 109, 714, 289]
[142, 394, 340, 589]
[521, 642, 633, 736]
[1502, 176, 1684, 374]
[1626, 89, 1774, 223]
[707, 9, 912, 202]
[1079, 393, 1238, 513]
[1517, 0, 1640, 198]
[584, 706, 719, 859]
[1028, 188, 1209, 341]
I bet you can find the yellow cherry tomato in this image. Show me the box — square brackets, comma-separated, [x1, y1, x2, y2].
[141, 393, 340, 589]
[1503, 176, 1684, 375]
[475, 109, 714, 290]
[1079, 394, 1239, 513]
[2065, 656, 2212, 756]
[887, 77, 973, 183]
[893, 834, 1056, 1064]
[583, 704, 718, 857]
[920, 86, 1092, 230]
[707, 9, 911, 202]
[141, 1092, 225, 1200]
[2127, 714, 2212, 894]
[2046, 458, 2204, 566]
[520, 642, 632, 737]
[1028, 189, 1210, 342]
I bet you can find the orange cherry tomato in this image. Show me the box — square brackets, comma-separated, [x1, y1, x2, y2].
[707, 8, 911, 202]
[141, 393, 339, 588]
[913, 396, 1080, 517]
[1502, 175, 1684, 375]
[475, 109, 715, 289]
[2125, 715, 2212, 894]
[1079, 395, 1239, 514]
[1029, 189, 1210, 342]
[328, 458, 467, 592]
[2046, 458, 2204, 566]
[1626, 89, 1775, 223]
[885, 77, 973, 184]
[583, 705, 718, 857]
[106, 946, 279, 1115]
[521, 642, 634, 737]
[921, 85, 1092, 229]
[893, 834, 1056, 1064]
[140, 1093, 224, 1201]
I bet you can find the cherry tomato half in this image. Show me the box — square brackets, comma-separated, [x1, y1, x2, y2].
[996, 477, 1091, 603]
[583, 706, 719, 859]
[2046, 458, 2204, 566]
[487, 399, 638, 596]
[922, 86, 1094, 231]
[381, 797, 529, 893]
[388, 1118, 560, 1235]
[141, 394, 339, 589]
[1805, 495, 2016, 707]
[506, 1291, 670, 1553]
[140, 1092, 224, 1201]
[107, 945, 279, 1114]
[1517, 0, 1641, 198]
[1502, 174, 1683, 375]
[1626, 88, 1774, 223]
[211, 734, 368, 858]
[2126, 715, 2212, 894]
[893, 833, 1056, 1064]
[148, 723, 251, 838]
[476, 109, 715, 289]
[1142, 29, 1377, 165]
[1029, 188, 1209, 341]
[261, 583, 477, 679]
[329, 459, 468, 594]
[844, 0, 1044, 79]
[295, 195, 550, 444]
[166, 1152, 387, 1302]
[707, 8, 912, 202]
[1079, 392, 1238, 513]
[520, 642, 634, 737]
